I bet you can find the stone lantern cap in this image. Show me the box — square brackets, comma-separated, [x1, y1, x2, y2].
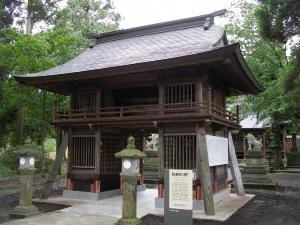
[115, 136, 146, 159]
[14, 139, 39, 157]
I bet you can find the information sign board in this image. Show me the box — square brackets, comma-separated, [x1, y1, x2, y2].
[206, 135, 228, 166]
[169, 169, 193, 210]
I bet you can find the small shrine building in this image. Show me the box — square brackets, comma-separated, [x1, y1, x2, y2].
[14, 10, 263, 215]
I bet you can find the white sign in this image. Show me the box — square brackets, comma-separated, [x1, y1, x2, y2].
[169, 169, 193, 210]
[206, 135, 228, 166]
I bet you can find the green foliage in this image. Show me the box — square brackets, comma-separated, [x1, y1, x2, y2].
[255, 0, 300, 43]
[0, 146, 19, 175]
[54, 0, 121, 38]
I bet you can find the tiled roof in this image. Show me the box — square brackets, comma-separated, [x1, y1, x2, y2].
[22, 14, 225, 78]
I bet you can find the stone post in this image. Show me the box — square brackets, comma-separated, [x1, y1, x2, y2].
[115, 136, 146, 225]
[10, 140, 39, 218]
[287, 132, 300, 168]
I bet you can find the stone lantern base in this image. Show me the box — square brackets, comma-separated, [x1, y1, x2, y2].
[287, 152, 300, 168]
[10, 205, 39, 219]
[242, 151, 276, 189]
[115, 218, 143, 225]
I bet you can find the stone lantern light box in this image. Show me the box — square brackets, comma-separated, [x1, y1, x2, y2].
[115, 136, 146, 175]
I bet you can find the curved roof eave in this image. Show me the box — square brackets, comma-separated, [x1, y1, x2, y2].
[14, 43, 263, 95]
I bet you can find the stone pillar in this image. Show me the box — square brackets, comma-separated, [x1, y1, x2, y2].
[115, 136, 146, 225]
[10, 141, 39, 218]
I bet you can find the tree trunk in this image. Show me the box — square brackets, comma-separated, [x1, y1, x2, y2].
[15, 103, 24, 145]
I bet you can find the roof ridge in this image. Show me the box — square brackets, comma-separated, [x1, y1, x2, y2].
[89, 9, 226, 47]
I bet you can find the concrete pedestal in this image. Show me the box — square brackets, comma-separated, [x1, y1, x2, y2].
[287, 152, 300, 168]
[242, 151, 275, 189]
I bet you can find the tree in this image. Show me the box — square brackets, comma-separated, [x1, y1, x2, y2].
[226, 0, 300, 169]
[54, 0, 121, 37]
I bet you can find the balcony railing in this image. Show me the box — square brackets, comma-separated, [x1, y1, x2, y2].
[54, 102, 239, 124]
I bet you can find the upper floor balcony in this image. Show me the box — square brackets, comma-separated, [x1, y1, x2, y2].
[53, 101, 239, 127]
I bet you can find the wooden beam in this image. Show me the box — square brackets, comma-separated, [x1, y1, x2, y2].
[196, 124, 215, 215]
[41, 131, 69, 199]
[228, 131, 245, 196]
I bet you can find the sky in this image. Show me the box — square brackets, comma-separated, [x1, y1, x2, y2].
[113, 0, 235, 29]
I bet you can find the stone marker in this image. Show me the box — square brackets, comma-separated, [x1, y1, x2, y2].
[242, 133, 275, 189]
[10, 140, 40, 218]
[287, 132, 300, 168]
[115, 136, 146, 225]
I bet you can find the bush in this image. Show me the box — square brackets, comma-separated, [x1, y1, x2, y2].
[0, 147, 19, 177]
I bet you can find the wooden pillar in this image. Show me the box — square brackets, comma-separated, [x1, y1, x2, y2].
[195, 80, 203, 112]
[158, 124, 165, 198]
[95, 127, 101, 192]
[207, 86, 212, 116]
[67, 128, 72, 184]
[196, 123, 215, 215]
[96, 88, 101, 116]
[236, 105, 240, 123]
[243, 133, 247, 159]
[140, 132, 146, 185]
[159, 82, 165, 114]
[228, 131, 245, 196]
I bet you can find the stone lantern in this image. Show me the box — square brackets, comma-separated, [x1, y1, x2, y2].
[10, 140, 40, 218]
[115, 136, 146, 225]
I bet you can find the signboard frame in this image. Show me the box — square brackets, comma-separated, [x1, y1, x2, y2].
[164, 169, 193, 225]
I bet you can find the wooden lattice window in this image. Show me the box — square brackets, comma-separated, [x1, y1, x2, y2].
[101, 134, 121, 175]
[165, 83, 195, 105]
[164, 134, 196, 169]
[72, 135, 96, 168]
[72, 90, 96, 111]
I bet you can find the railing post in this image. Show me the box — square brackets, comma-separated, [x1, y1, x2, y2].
[120, 108, 124, 117]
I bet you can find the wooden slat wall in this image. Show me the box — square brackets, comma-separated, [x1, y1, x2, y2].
[164, 134, 196, 170]
[72, 135, 96, 168]
[165, 83, 195, 105]
[73, 90, 96, 111]
[101, 134, 121, 175]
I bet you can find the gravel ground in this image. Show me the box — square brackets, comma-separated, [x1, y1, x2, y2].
[0, 176, 65, 224]
[142, 188, 300, 225]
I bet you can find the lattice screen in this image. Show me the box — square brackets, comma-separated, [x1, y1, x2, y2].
[164, 134, 196, 169]
[165, 83, 195, 104]
[72, 90, 96, 111]
[72, 135, 96, 168]
[101, 134, 121, 175]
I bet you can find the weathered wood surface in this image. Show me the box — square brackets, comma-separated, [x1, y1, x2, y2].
[40, 131, 69, 199]
[196, 124, 215, 215]
[228, 131, 245, 196]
